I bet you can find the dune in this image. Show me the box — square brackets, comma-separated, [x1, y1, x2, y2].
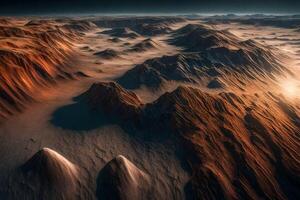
[123, 42, 131, 46]
[207, 78, 226, 89]
[171, 24, 284, 71]
[0, 26, 32, 37]
[92, 16, 184, 29]
[0, 16, 300, 200]
[204, 15, 300, 29]
[74, 71, 89, 78]
[93, 49, 120, 59]
[25, 19, 60, 27]
[118, 24, 289, 90]
[108, 37, 123, 43]
[0, 19, 88, 121]
[153, 87, 299, 199]
[0, 18, 12, 26]
[18, 148, 79, 200]
[80, 45, 94, 52]
[101, 27, 140, 39]
[117, 53, 202, 89]
[128, 38, 160, 52]
[79, 81, 300, 200]
[132, 23, 172, 36]
[81, 82, 142, 123]
[97, 155, 150, 200]
[62, 20, 97, 32]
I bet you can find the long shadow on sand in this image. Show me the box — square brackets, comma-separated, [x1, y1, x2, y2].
[50, 97, 176, 145]
[50, 96, 114, 131]
[50, 93, 170, 142]
[51, 93, 192, 199]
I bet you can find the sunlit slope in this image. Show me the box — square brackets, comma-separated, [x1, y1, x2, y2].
[118, 24, 290, 90]
[0, 19, 95, 120]
[81, 82, 300, 200]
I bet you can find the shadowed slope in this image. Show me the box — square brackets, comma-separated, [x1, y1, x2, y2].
[93, 49, 120, 59]
[50, 82, 142, 131]
[62, 20, 97, 32]
[128, 38, 160, 52]
[203, 15, 300, 29]
[81, 82, 142, 122]
[207, 78, 227, 89]
[0, 18, 12, 26]
[171, 24, 239, 51]
[0, 19, 88, 121]
[101, 27, 140, 39]
[97, 155, 150, 200]
[17, 148, 80, 200]
[171, 24, 286, 73]
[74, 82, 300, 200]
[117, 54, 205, 89]
[117, 24, 288, 89]
[132, 23, 172, 36]
[146, 86, 300, 200]
[92, 17, 184, 30]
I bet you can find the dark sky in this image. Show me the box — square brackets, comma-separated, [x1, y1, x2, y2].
[0, 0, 299, 15]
